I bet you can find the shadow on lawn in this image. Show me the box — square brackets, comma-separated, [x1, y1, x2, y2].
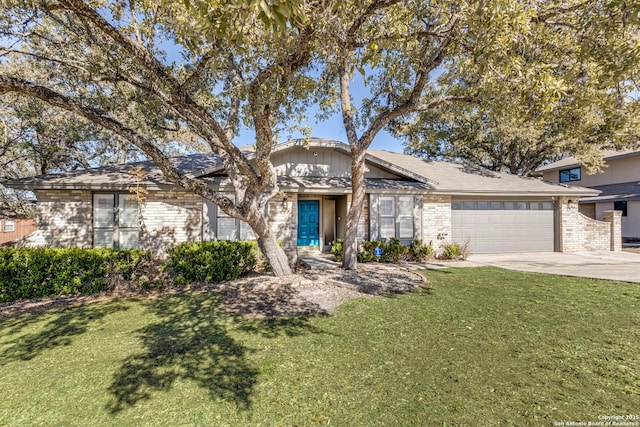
[106, 291, 324, 413]
[0, 301, 130, 365]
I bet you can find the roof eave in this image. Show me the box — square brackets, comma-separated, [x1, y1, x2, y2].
[4, 181, 180, 192]
[536, 150, 640, 173]
[435, 189, 600, 197]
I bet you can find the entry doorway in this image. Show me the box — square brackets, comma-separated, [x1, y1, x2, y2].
[322, 199, 336, 251]
[297, 200, 320, 247]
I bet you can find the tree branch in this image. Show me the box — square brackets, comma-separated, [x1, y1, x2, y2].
[0, 74, 242, 217]
[347, 0, 402, 40]
[181, 45, 221, 89]
[339, 63, 359, 148]
[55, 0, 259, 182]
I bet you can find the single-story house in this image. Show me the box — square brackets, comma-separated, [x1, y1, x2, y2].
[3, 138, 622, 257]
[537, 149, 640, 242]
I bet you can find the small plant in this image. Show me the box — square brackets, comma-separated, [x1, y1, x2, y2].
[408, 238, 435, 261]
[380, 237, 407, 263]
[330, 239, 344, 262]
[358, 240, 382, 262]
[439, 240, 471, 260]
[356, 239, 408, 263]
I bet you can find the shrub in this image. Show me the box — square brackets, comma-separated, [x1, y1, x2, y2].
[439, 240, 471, 260]
[330, 239, 344, 262]
[166, 240, 257, 284]
[358, 240, 381, 263]
[356, 238, 408, 263]
[379, 238, 407, 263]
[408, 238, 435, 261]
[0, 247, 150, 303]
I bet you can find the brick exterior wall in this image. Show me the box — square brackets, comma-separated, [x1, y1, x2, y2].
[33, 189, 93, 247]
[140, 191, 203, 250]
[346, 194, 369, 242]
[602, 210, 622, 251]
[268, 192, 298, 261]
[0, 218, 37, 245]
[29, 189, 203, 250]
[558, 197, 621, 252]
[578, 203, 596, 219]
[28, 190, 622, 254]
[422, 194, 452, 252]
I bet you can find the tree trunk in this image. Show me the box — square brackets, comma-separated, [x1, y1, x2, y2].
[251, 212, 293, 277]
[342, 148, 367, 270]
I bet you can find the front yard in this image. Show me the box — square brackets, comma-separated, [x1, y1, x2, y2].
[1, 267, 638, 426]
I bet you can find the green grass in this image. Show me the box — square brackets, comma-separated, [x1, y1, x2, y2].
[1, 267, 638, 426]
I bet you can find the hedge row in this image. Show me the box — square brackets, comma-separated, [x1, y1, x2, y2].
[166, 240, 257, 285]
[0, 247, 149, 303]
[0, 241, 258, 303]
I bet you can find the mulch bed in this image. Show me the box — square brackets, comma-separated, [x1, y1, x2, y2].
[0, 264, 425, 320]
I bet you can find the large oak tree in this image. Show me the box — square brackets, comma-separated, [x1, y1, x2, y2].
[316, 0, 639, 268]
[0, 0, 326, 276]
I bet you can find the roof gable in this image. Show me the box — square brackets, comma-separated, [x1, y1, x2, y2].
[194, 138, 432, 184]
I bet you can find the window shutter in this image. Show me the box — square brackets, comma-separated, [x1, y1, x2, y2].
[369, 194, 379, 240]
[413, 195, 423, 241]
[203, 200, 216, 241]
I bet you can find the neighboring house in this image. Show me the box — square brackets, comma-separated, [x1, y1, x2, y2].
[537, 149, 640, 242]
[3, 138, 621, 257]
[0, 216, 37, 245]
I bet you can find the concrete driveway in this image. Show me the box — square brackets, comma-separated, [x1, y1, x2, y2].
[442, 251, 640, 283]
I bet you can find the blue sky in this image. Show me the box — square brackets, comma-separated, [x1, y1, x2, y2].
[233, 76, 407, 153]
[251, 115, 405, 153]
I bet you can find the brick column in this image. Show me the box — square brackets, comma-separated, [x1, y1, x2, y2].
[602, 210, 622, 251]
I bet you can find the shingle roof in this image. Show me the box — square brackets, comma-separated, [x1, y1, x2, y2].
[2, 152, 223, 190]
[3, 139, 598, 197]
[578, 181, 640, 203]
[368, 150, 598, 197]
[536, 149, 640, 173]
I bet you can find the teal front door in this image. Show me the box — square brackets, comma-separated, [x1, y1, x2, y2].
[297, 200, 320, 246]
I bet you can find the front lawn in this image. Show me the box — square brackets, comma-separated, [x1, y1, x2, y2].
[1, 267, 638, 426]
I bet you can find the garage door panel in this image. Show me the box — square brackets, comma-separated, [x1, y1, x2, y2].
[452, 208, 554, 253]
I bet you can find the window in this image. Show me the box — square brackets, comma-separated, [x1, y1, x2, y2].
[379, 196, 396, 239]
[214, 195, 257, 241]
[4, 219, 14, 232]
[378, 195, 414, 239]
[452, 200, 554, 210]
[559, 167, 581, 183]
[93, 194, 139, 249]
[397, 196, 414, 239]
[614, 201, 628, 217]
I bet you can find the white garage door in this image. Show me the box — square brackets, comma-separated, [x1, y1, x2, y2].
[451, 200, 555, 253]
